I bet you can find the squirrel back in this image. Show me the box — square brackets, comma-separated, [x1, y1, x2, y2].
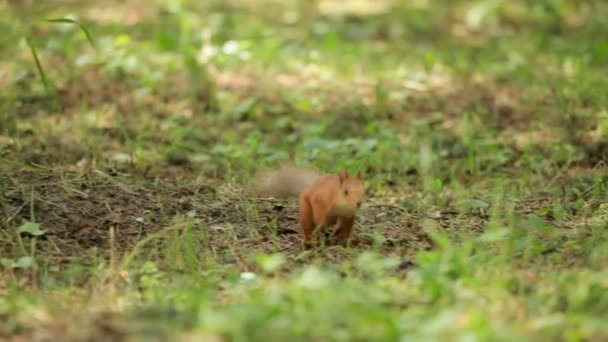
[253, 164, 322, 198]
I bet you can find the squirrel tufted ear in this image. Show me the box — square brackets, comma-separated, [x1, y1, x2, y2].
[356, 170, 363, 179]
[339, 169, 349, 183]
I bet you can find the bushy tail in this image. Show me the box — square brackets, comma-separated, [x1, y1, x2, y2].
[252, 164, 321, 198]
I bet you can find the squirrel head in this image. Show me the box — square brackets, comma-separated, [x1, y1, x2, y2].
[334, 169, 366, 215]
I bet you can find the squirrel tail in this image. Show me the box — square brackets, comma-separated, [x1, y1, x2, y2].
[252, 164, 321, 198]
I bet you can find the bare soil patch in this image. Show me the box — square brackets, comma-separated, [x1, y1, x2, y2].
[0, 166, 433, 268]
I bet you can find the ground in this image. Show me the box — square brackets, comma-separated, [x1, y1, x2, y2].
[1, 0, 608, 341]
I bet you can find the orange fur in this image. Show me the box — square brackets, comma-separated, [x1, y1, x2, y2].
[254, 165, 366, 247]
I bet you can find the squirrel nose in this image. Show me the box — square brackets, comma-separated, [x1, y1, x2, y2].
[356, 201, 362, 208]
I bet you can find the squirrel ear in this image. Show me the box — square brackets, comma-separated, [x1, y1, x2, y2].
[339, 169, 349, 183]
[356, 170, 363, 179]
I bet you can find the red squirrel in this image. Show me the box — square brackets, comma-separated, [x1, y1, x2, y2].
[254, 165, 366, 247]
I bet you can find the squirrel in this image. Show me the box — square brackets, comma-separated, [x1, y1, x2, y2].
[253, 164, 366, 247]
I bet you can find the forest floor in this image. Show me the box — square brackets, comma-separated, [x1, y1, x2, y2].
[1, 1, 608, 341]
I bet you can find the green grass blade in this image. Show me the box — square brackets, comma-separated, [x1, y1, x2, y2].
[44, 18, 96, 48]
[25, 36, 52, 95]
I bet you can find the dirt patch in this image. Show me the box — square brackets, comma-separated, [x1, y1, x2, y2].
[1, 168, 208, 259]
[0, 166, 433, 268]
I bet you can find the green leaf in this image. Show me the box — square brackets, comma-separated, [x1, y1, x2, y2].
[0, 256, 35, 269]
[15, 256, 36, 269]
[230, 96, 257, 120]
[527, 214, 548, 229]
[1, 258, 16, 268]
[297, 266, 330, 289]
[255, 253, 285, 273]
[114, 33, 132, 47]
[478, 228, 510, 243]
[17, 221, 46, 236]
[432, 178, 443, 192]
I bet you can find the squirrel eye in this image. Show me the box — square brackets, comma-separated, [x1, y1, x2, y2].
[343, 189, 349, 196]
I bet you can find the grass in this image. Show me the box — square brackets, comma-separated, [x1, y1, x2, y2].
[1, 0, 608, 340]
